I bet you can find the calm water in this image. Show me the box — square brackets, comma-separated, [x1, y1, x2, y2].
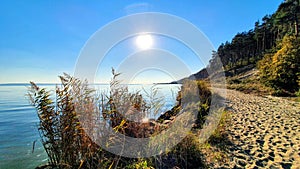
[0, 84, 180, 169]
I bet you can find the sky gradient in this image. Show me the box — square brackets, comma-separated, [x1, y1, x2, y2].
[0, 0, 283, 83]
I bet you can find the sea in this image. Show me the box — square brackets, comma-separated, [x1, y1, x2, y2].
[0, 83, 181, 169]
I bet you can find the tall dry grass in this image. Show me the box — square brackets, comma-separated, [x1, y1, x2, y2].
[29, 71, 213, 168]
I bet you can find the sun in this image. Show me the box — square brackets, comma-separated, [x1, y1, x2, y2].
[135, 34, 153, 50]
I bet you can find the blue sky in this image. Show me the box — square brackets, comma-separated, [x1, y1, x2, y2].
[0, 0, 283, 84]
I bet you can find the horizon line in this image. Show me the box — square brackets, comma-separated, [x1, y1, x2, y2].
[0, 82, 179, 86]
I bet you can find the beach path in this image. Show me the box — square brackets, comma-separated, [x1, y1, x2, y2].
[216, 89, 300, 169]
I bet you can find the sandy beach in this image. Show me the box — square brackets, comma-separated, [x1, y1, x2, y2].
[216, 89, 300, 169]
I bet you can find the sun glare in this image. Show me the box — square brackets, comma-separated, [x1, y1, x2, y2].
[135, 34, 153, 50]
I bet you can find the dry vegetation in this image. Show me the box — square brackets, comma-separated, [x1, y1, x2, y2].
[28, 71, 222, 169]
[226, 68, 274, 96]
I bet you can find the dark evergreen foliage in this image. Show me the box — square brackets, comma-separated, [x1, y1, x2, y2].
[207, 0, 300, 94]
[208, 0, 299, 73]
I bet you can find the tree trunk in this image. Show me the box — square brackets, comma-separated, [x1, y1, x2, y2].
[295, 20, 298, 37]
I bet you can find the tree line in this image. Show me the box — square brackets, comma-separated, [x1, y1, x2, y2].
[207, 0, 300, 94]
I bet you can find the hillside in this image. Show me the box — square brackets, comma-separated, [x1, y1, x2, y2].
[177, 0, 300, 96]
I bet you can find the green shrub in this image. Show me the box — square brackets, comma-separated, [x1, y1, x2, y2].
[258, 36, 300, 94]
[125, 160, 154, 169]
[296, 90, 300, 97]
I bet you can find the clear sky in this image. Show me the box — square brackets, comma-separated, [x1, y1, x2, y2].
[0, 0, 283, 84]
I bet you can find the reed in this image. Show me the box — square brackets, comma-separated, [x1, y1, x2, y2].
[29, 70, 213, 168]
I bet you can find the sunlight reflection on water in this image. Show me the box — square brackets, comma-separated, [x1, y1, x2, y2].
[0, 84, 180, 168]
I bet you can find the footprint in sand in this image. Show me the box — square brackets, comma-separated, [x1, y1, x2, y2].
[213, 89, 300, 169]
